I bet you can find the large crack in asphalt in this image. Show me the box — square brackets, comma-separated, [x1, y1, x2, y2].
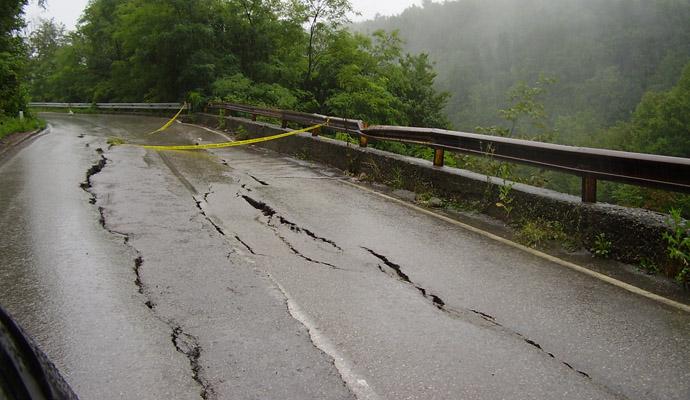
[240, 194, 343, 269]
[80, 151, 106, 204]
[363, 247, 596, 383]
[277, 234, 341, 269]
[194, 189, 261, 256]
[249, 174, 269, 186]
[82, 150, 214, 399]
[172, 327, 214, 400]
[233, 235, 257, 255]
[195, 195, 226, 237]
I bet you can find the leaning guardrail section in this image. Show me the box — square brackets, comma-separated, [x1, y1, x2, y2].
[208, 101, 690, 203]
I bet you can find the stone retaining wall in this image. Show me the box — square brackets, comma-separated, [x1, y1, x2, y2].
[186, 113, 674, 269]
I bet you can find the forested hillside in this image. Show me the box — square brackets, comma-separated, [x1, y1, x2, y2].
[356, 0, 690, 153]
[25, 0, 449, 128]
[11, 0, 690, 214]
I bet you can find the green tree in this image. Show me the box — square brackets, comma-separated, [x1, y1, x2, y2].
[290, 0, 355, 85]
[27, 18, 66, 100]
[627, 62, 690, 158]
[0, 0, 43, 115]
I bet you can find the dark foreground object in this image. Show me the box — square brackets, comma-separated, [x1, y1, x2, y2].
[0, 306, 77, 400]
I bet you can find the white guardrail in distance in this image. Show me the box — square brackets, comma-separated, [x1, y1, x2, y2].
[29, 102, 187, 110]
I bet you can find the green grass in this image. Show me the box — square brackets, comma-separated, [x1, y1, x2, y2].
[0, 117, 46, 140]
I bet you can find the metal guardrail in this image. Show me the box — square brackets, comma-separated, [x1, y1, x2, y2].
[209, 102, 364, 134]
[363, 126, 690, 202]
[210, 101, 690, 203]
[29, 102, 187, 110]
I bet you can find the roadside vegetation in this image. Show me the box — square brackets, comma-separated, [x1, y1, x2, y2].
[0, 0, 45, 140]
[0, 116, 45, 140]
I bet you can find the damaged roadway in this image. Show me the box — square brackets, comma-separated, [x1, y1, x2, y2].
[0, 113, 689, 400]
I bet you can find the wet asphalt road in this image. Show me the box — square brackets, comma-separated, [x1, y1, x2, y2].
[0, 113, 689, 400]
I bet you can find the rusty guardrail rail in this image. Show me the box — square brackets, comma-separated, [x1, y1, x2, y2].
[213, 102, 690, 203]
[209, 102, 364, 135]
[362, 126, 690, 202]
[29, 102, 187, 110]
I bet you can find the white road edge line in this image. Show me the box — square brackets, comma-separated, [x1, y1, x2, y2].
[340, 180, 690, 314]
[267, 275, 381, 400]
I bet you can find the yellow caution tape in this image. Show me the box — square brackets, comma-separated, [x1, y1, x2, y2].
[147, 104, 186, 135]
[137, 121, 326, 151]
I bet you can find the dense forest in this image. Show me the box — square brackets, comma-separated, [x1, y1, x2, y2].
[356, 0, 690, 213]
[2, 0, 690, 214]
[22, 0, 449, 129]
[357, 0, 690, 154]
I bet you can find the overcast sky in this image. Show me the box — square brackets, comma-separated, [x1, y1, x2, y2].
[24, 0, 433, 31]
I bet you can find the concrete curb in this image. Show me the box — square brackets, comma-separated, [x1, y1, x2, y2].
[0, 126, 50, 166]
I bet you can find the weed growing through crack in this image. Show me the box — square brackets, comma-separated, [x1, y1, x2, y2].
[638, 258, 660, 275]
[235, 124, 250, 140]
[388, 166, 405, 189]
[107, 137, 125, 146]
[663, 208, 690, 285]
[335, 132, 358, 145]
[591, 233, 612, 258]
[495, 163, 515, 218]
[517, 219, 567, 248]
[217, 109, 226, 130]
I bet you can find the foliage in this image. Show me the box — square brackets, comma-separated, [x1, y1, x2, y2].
[663, 208, 690, 284]
[27, 18, 67, 100]
[26, 0, 449, 134]
[356, 0, 690, 137]
[638, 258, 660, 276]
[591, 233, 612, 259]
[234, 125, 250, 141]
[626, 63, 690, 158]
[517, 219, 568, 249]
[290, 0, 355, 85]
[106, 137, 126, 146]
[217, 109, 226, 130]
[495, 163, 514, 218]
[0, 0, 34, 117]
[0, 116, 45, 140]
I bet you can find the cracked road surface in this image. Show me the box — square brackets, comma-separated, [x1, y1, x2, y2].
[1, 113, 689, 400]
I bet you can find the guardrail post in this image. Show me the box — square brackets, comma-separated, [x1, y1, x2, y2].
[359, 122, 369, 147]
[433, 148, 445, 167]
[312, 126, 321, 137]
[281, 119, 288, 129]
[581, 175, 597, 203]
[251, 114, 257, 121]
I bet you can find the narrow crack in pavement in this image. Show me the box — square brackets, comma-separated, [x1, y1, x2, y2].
[194, 196, 227, 236]
[134, 256, 144, 295]
[277, 234, 341, 270]
[82, 149, 214, 399]
[234, 235, 257, 255]
[277, 216, 343, 251]
[363, 247, 597, 384]
[249, 174, 269, 186]
[172, 326, 214, 400]
[195, 190, 265, 257]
